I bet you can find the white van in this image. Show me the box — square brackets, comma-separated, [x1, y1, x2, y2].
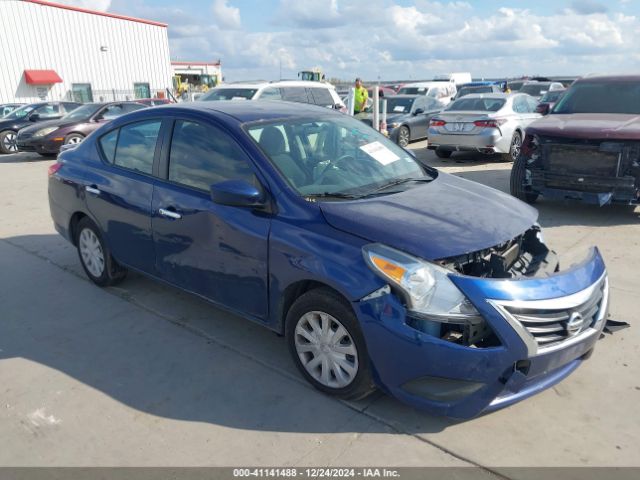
[433, 72, 473, 85]
[199, 80, 345, 110]
[396, 81, 457, 105]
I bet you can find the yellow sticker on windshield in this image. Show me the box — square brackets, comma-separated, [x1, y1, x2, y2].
[359, 141, 400, 166]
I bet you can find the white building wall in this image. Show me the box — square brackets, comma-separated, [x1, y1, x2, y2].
[0, 0, 173, 103]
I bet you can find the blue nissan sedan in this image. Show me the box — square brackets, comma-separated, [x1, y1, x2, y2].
[48, 101, 609, 418]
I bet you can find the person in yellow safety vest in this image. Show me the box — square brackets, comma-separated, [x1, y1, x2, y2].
[354, 77, 368, 114]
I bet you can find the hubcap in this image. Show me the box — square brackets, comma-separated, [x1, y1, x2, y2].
[79, 228, 105, 278]
[399, 128, 409, 147]
[294, 311, 358, 389]
[3, 132, 17, 153]
[511, 135, 522, 160]
[66, 136, 83, 145]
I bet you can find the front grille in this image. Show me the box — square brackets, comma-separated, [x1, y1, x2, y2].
[546, 145, 620, 178]
[502, 277, 606, 351]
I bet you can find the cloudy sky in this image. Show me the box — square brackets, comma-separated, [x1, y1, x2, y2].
[57, 0, 640, 81]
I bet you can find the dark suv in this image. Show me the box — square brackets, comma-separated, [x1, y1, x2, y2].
[511, 75, 640, 207]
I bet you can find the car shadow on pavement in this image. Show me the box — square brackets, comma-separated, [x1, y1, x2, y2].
[1, 234, 462, 436]
[0, 152, 54, 164]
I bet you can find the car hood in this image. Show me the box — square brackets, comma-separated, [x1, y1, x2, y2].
[319, 172, 538, 260]
[19, 119, 84, 134]
[527, 113, 640, 140]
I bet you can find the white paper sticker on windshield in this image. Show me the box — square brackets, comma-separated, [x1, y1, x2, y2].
[231, 96, 248, 100]
[393, 106, 405, 112]
[359, 141, 400, 165]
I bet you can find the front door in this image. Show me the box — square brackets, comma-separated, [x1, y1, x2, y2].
[85, 118, 163, 273]
[152, 118, 271, 320]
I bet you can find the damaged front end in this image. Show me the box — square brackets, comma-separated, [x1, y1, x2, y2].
[522, 135, 640, 205]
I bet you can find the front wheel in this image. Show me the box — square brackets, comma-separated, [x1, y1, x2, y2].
[64, 133, 85, 145]
[510, 154, 539, 204]
[75, 217, 127, 286]
[0, 130, 18, 154]
[396, 126, 410, 148]
[286, 288, 376, 400]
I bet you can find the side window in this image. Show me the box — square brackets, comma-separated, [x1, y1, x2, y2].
[62, 103, 80, 113]
[99, 129, 119, 163]
[112, 120, 161, 174]
[513, 97, 527, 113]
[168, 120, 255, 191]
[309, 88, 334, 107]
[526, 97, 539, 112]
[100, 104, 125, 120]
[282, 87, 311, 104]
[122, 103, 146, 113]
[34, 104, 60, 119]
[259, 87, 283, 100]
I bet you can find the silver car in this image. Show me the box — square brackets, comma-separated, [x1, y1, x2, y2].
[427, 93, 541, 161]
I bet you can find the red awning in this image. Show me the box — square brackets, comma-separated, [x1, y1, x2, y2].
[24, 70, 63, 85]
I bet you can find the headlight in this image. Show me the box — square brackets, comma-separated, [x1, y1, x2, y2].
[388, 122, 400, 129]
[362, 243, 480, 324]
[33, 127, 59, 138]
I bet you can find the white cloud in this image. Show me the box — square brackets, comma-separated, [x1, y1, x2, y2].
[54, 0, 111, 10]
[211, 0, 241, 29]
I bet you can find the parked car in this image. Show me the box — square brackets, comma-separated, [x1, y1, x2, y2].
[428, 93, 541, 161]
[16, 102, 147, 156]
[506, 79, 528, 92]
[519, 81, 564, 100]
[199, 80, 345, 110]
[0, 102, 81, 154]
[397, 82, 457, 105]
[356, 95, 445, 147]
[535, 89, 566, 115]
[1, 103, 24, 118]
[511, 75, 640, 207]
[454, 84, 504, 100]
[48, 101, 609, 418]
[367, 86, 397, 98]
[135, 98, 172, 106]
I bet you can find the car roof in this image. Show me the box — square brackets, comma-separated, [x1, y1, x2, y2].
[399, 82, 444, 88]
[453, 92, 515, 100]
[214, 80, 337, 89]
[145, 100, 338, 124]
[576, 74, 640, 83]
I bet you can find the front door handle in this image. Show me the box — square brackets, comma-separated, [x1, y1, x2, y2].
[85, 185, 101, 195]
[158, 208, 182, 220]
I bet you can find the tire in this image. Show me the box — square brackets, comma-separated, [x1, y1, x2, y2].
[0, 130, 18, 154]
[397, 126, 410, 148]
[286, 288, 376, 401]
[75, 217, 127, 287]
[64, 133, 85, 145]
[502, 131, 522, 162]
[510, 154, 539, 204]
[435, 148, 452, 159]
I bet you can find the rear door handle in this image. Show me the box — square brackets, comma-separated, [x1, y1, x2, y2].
[85, 185, 101, 195]
[158, 208, 182, 220]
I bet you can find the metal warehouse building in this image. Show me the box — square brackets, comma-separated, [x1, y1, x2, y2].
[0, 0, 173, 104]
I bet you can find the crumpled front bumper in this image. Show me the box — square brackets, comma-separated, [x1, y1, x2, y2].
[353, 247, 608, 418]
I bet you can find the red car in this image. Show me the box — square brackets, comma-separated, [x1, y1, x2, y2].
[16, 102, 147, 156]
[511, 75, 640, 206]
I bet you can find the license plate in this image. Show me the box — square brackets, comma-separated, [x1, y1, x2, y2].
[446, 122, 466, 132]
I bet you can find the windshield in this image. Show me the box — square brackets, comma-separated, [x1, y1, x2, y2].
[245, 115, 432, 198]
[62, 103, 101, 120]
[446, 97, 505, 112]
[398, 87, 427, 95]
[385, 97, 415, 113]
[199, 88, 258, 101]
[553, 81, 640, 114]
[540, 90, 564, 103]
[4, 104, 36, 120]
[520, 84, 548, 96]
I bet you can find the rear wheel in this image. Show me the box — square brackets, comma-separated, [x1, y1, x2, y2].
[435, 148, 452, 159]
[0, 130, 18, 154]
[75, 217, 127, 286]
[502, 131, 522, 162]
[397, 126, 410, 148]
[286, 288, 376, 400]
[510, 154, 539, 204]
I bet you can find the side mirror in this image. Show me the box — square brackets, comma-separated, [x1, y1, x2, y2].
[210, 180, 264, 208]
[413, 108, 424, 115]
[537, 103, 550, 115]
[29, 113, 40, 122]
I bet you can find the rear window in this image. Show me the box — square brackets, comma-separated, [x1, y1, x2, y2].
[398, 87, 427, 95]
[446, 98, 505, 112]
[200, 88, 257, 101]
[554, 81, 640, 114]
[458, 86, 492, 98]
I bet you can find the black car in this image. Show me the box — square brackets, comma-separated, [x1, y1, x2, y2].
[0, 102, 81, 154]
[356, 95, 444, 147]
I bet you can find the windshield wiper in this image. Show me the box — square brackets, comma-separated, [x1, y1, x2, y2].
[304, 192, 362, 201]
[361, 177, 433, 197]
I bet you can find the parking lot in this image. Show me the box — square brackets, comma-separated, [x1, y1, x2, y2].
[0, 142, 638, 470]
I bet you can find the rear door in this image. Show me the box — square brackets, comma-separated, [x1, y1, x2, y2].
[151, 117, 271, 319]
[86, 118, 163, 273]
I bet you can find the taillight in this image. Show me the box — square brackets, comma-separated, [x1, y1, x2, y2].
[473, 119, 506, 128]
[430, 119, 446, 127]
[48, 162, 62, 176]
